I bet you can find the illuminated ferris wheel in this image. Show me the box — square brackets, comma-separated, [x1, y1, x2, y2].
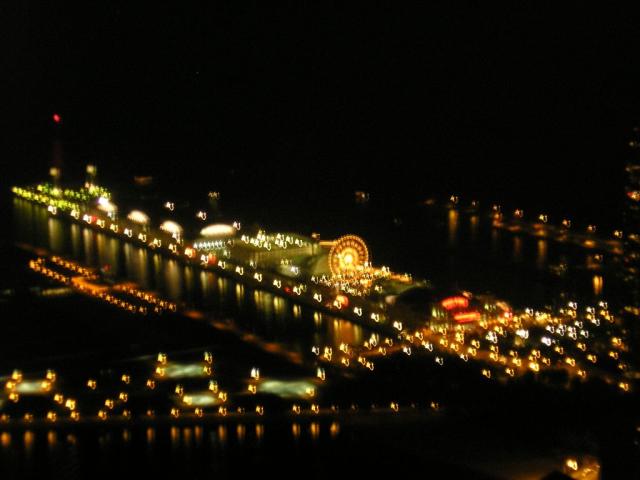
[328, 235, 369, 277]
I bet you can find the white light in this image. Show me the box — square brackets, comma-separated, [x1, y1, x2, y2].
[127, 210, 150, 225]
[160, 220, 183, 235]
[97, 197, 116, 213]
[199, 224, 236, 238]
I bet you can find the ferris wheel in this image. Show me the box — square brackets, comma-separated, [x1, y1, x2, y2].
[328, 235, 369, 276]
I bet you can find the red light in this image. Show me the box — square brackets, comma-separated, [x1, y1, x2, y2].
[334, 294, 349, 309]
[441, 296, 469, 310]
[52, 113, 61, 124]
[453, 311, 481, 323]
[627, 191, 640, 202]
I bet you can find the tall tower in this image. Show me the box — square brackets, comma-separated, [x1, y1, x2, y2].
[624, 127, 640, 311]
[86, 164, 98, 187]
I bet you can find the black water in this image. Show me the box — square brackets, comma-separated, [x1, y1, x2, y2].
[2, 187, 639, 478]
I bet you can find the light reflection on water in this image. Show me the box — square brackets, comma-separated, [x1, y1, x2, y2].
[513, 236, 522, 263]
[0, 424, 324, 476]
[469, 214, 479, 243]
[47, 218, 65, 254]
[46, 430, 57, 450]
[1, 432, 10, 448]
[146, 427, 155, 445]
[447, 209, 458, 246]
[593, 274, 604, 296]
[170, 426, 180, 450]
[536, 239, 547, 269]
[96, 233, 120, 276]
[24, 431, 34, 452]
[82, 228, 95, 266]
[123, 242, 149, 286]
[12, 198, 621, 354]
[164, 259, 183, 301]
[309, 422, 320, 441]
[234, 283, 245, 307]
[490, 227, 500, 257]
[217, 425, 227, 446]
[70, 224, 82, 259]
[236, 424, 245, 444]
[194, 425, 203, 446]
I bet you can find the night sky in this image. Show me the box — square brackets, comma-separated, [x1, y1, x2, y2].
[5, 3, 640, 220]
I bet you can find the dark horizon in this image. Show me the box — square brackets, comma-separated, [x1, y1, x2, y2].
[5, 3, 640, 222]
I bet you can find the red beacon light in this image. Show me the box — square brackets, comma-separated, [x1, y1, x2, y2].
[52, 113, 62, 124]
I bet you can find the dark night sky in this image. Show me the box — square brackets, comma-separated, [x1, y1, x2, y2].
[4, 2, 640, 221]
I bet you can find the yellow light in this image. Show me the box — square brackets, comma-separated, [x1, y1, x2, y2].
[565, 458, 578, 471]
[160, 221, 183, 235]
[328, 235, 369, 277]
[199, 224, 236, 238]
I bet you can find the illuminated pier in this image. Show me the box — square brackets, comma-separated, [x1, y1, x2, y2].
[5, 168, 636, 431]
[11, 171, 442, 337]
